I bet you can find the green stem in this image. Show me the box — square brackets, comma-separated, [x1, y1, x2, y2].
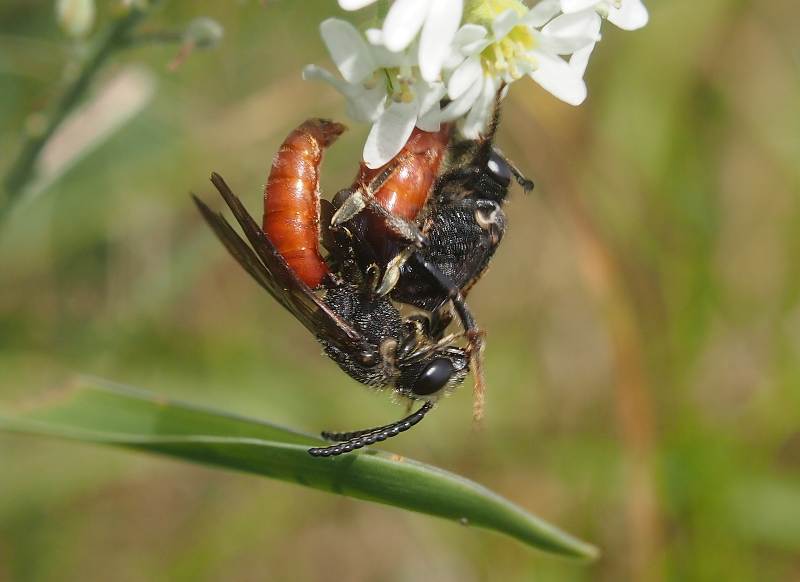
[122, 29, 183, 47]
[376, 0, 390, 20]
[1, 1, 162, 218]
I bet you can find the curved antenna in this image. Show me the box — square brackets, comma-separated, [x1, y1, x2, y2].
[308, 402, 434, 457]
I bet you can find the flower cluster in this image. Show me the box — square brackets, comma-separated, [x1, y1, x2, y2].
[307, 0, 648, 167]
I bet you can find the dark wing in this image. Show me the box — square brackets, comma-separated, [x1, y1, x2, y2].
[192, 172, 371, 354]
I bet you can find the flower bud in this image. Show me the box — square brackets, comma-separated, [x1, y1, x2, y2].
[183, 17, 224, 50]
[55, 0, 95, 39]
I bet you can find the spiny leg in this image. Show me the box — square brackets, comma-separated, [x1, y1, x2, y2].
[332, 165, 428, 248]
[308, 402, 434, 457]
[406, 254, 487, 422]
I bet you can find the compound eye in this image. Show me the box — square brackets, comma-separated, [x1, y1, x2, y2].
[486, 150, 512, 188]
[412, 358, 456, 396]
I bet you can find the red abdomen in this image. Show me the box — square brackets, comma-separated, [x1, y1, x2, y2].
[356, 125, 452, 226]
[263, 119, 345, 288]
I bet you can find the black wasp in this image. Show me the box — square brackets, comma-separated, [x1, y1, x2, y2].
[326, 98, 533, 420]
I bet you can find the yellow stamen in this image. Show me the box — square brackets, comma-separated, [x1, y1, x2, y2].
[467, 0, 539, 82]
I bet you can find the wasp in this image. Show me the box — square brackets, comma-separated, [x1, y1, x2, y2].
[321, 121, 496, 419]
[193, 121, 471, 457]
[327, 98, 533, 419]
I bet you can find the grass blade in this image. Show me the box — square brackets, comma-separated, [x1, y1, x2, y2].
[0, 378, 597, 559]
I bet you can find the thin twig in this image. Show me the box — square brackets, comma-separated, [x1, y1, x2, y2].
[1, 1, 163, 220]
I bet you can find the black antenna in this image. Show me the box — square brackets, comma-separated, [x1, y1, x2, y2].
[308, 402, 434, 457]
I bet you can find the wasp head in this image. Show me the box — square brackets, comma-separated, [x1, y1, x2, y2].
[397, 346, 469, 400]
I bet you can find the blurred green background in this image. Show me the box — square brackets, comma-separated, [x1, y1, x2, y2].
[1, 0, 799, 580]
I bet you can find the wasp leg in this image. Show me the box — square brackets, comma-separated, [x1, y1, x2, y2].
[397, 313, 433, 358]
[374, 246, 416, 297]
[330, 188, 367, 226]
[319, 198, 342, 256]
[308, 402, 434, 457]
[332, 165, 429, 249]
[331, 163, 395, 226]
[333, 189, 427, 248]
[363, 199, 427, 247]
[406, 254, 487, 422]
[407, 255, 476, 333]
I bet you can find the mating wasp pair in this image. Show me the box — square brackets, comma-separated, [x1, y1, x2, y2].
[193, 98, 532, 457]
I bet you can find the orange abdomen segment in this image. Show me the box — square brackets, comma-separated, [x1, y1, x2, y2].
[355, 125, 452, 225]
[263, 119, 345, 288]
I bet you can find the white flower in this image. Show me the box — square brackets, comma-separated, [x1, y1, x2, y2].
[559, 0, 649, 31]
[304, 18, 446, 168]
[337, 0, 381, 9]
[381, 0, 463, 82]
[317, 0, 650, 155]
[338, 0, 464, 83]
[442, 0, 598, 137]
[554, 0, 648, 76]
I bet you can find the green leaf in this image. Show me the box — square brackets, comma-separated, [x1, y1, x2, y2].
[0, 378, 597, 559]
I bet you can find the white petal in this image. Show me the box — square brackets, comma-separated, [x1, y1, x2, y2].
[569, 42, 595, 77]
[538, 13, 599, 55]
[383, 0, 430, 52]
[529, 51, 587, 105]
[415, 80, 447, 115]
[452, 23, 488, 50]
[369, 44, 409, 68]
[419, 0, 463, 82]
[365, 28, 383, 45]
[417, 106, 442, 131]
[302, 64, 350, 93]
[439, 74, 483, 121]
[492, 9, 521, 40]
[449, 24, 491, 59]
[347, 85, 389, 122]
[320, 19, 376, 83]
[338, 0, 378, 9]
[461, 37, 492, 57]
[462, 75, 497, 139]
[416, 72, 445, 131]
[543, 11, 602, 42]
[560, 0, 600, 13]
[447, 55, 482, 99]
[444, 25, 488, 70]
[608, 0, 649, 30]
[525, 0, 561, 27]
[363, 100, 419, 168]
[303, 65, 387, 122]
[537, 33, 595, 56]
[443, 52, 467, 71]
